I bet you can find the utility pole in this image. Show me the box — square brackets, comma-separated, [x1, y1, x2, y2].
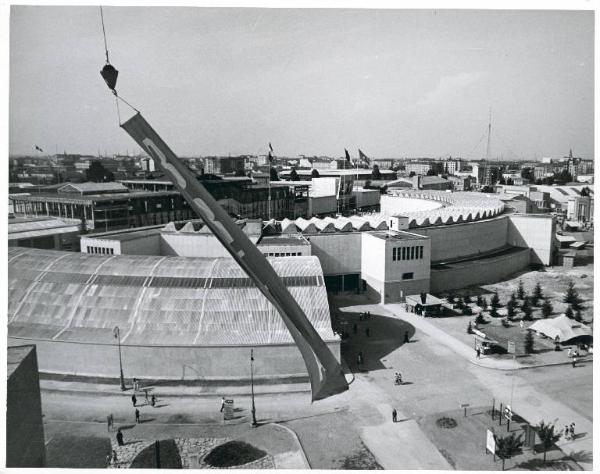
[250, 349, 258, 427]
[485, 108, 492, 186]
[113, 326, 126, 390]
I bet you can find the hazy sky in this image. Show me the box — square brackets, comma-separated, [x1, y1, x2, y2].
[9, 7, 594, 159]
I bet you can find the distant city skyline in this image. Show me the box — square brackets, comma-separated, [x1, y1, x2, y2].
[10, 7, 594, 160]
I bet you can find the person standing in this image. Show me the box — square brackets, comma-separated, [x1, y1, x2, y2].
[131, 394, 137, 407]
[572, 356, 577, 368]
[570, 423, 575, 440]
[220, 397, 225, 412]
[144, 389, 149, 404]
[132, 378, 138, 392]
[404, 331, 410, 344]
[116, 428, 124, 446]
[112, 450, 118, 466]
[135, 408, 140, 423]
[107, 413, 113, 432]
[151, 394, 156, 407]
[564, 425, 570, 440]
[392, 408, 397, 423]
[476, 346, 481, 359]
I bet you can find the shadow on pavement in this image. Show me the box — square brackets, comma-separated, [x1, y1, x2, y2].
[336, 311, 416, 373]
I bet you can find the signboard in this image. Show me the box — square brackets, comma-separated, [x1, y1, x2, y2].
[504, 405, 512, 421]
[486, 429, 496, 454]
[460, 403, 470, 408]
[507, 341, 516, 354]
[223, 399, 234, 420]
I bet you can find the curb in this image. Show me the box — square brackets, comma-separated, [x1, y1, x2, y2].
[40, 385, 312, 398]
[271, 423, 311, 469]
[469, 356, 593, 371]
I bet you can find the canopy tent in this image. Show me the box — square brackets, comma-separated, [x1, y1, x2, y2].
[529, 315, 592, 343]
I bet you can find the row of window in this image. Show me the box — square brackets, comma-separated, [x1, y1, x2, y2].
[87, 246, 115, 255]
[264, 252, 303, 257]
[392, 246, 424, 261]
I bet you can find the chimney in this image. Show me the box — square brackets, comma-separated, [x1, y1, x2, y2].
[420, 292, 427, 305]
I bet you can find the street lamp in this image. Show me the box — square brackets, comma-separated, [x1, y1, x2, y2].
[250, 349, 258, 427]
[113, 326, 126, 391]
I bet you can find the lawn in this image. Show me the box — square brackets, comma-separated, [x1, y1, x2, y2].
[45, 435, 112, 468]
[416, 408, 582, 471]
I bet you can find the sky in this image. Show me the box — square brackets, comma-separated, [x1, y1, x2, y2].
[9, 7, 595, 159]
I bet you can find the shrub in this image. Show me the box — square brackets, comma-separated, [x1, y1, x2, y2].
[565, 305, 574, 319]
[490, 306, 499, 318]
[575, 310, 583, 322]
[476, 295, 485, 307]
[204, 441, 267, 468]
[475, 313, 485, 325]
[463, 306, 473, 316]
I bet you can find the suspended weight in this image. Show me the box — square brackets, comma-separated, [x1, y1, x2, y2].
[100, 64, 119, 91]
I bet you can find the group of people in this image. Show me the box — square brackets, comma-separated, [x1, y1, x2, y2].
[359, 311, 372, 321]
[106, 448, 119, 467]
[564, 423, 576, 440]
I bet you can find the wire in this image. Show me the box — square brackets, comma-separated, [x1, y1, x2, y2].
[100, 6, 110, 64]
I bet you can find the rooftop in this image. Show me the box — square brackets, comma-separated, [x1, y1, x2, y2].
[258, 235, 310, 246]
[367, 230, 428, 241]
[7, 345, 35, 380]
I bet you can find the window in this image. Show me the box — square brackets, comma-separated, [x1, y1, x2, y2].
[420, 246, 424, 259]
[402, 272, 414, 280]
[402, 247, 406, 260]
[87, 246, 91, 253]
[411, 247, 415, 259]
[393, 248, 397, 261]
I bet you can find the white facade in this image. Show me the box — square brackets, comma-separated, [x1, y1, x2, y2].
[361, 231, 431, 303]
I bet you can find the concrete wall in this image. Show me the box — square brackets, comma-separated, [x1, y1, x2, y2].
[6, 346, 46, 468]
[430, 248, 531, 293]
[7, 337, 340, 381]
[120, 234, 162, 255]
[354, 189, 380, 209]
[506, 214, 556, 265]
[258, 243, 311, 257]
[308, 232, 362, 275]
[410, 216, 509, 262]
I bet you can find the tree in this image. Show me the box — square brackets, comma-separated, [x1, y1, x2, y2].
[476, 295, 485, 307]
[530, 294, 539, 308]
[371, 165, 382, 180]
[311, 168, 320, 179]
[463, 306, 473, 316]
[463, 293, 471, 304]
[490, 306, 499, 318]
[495, 432, 524, 471]
[565, 305, 574, 319]
[521, 298, 532, 320]
[535, 421, 562, 464]
[507, 304, 516, 321]
[517, 280, 525, 300]
[541, 300, 553, 319]
[86, 161, 114, 182]
[498, 177, 506, 185]
[289, 168, 299, 181]
[575, 310, 583, 323]
[563, 281, 582, 310]
[521, 167, 535, 182]
[475, 313, 485, 325]
[426, 168, 437, 176]
[269, 166, 279, 181]
[235, 168, 246, 177]
[533, 282, 543, 300]
[447, 289, 456, 303]
[490, 293, 501, 308]
[509, 292, 517, 306]
[580, 186, 591, 197]
[524, 330, 534, 354]
[506, 177, 514, 185]
[409, 171, 416, 177]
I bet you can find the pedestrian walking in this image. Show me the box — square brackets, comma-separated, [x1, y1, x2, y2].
[476, 346, 481, 359]
[365, 327, 370, 337]
[112, 450, 118, 466]
[151, 394, 156, 407]
[357, 352, 364, 366]
[570, 423, 575, 440]
[572, 356, 577, 368]
[131, 394, 137, 407]
[519, 320, 524, 329]
[392, 408, 397, 423]
[220, 397, 225, 412]
[132, 378, 138, 392]
[107, 413, 113, 432]
[116, 429, 124, 446]
[564, 425, 570, 440]
[135, 408, 140, 423]
[144, 389, 149, 404]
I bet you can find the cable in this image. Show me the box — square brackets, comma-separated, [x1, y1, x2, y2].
[100, 6, 110, 64]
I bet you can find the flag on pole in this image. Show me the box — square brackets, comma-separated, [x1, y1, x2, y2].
[269, 142, 273, 152]
[35, 145, 43, 152]
[268, 151, 273, 163]
[344, 149, 351, 163]
[358, 149, 371, 165]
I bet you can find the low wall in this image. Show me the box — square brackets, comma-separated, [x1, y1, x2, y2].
[430, 247, 531, 293]
[7, 337, 341, 381]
